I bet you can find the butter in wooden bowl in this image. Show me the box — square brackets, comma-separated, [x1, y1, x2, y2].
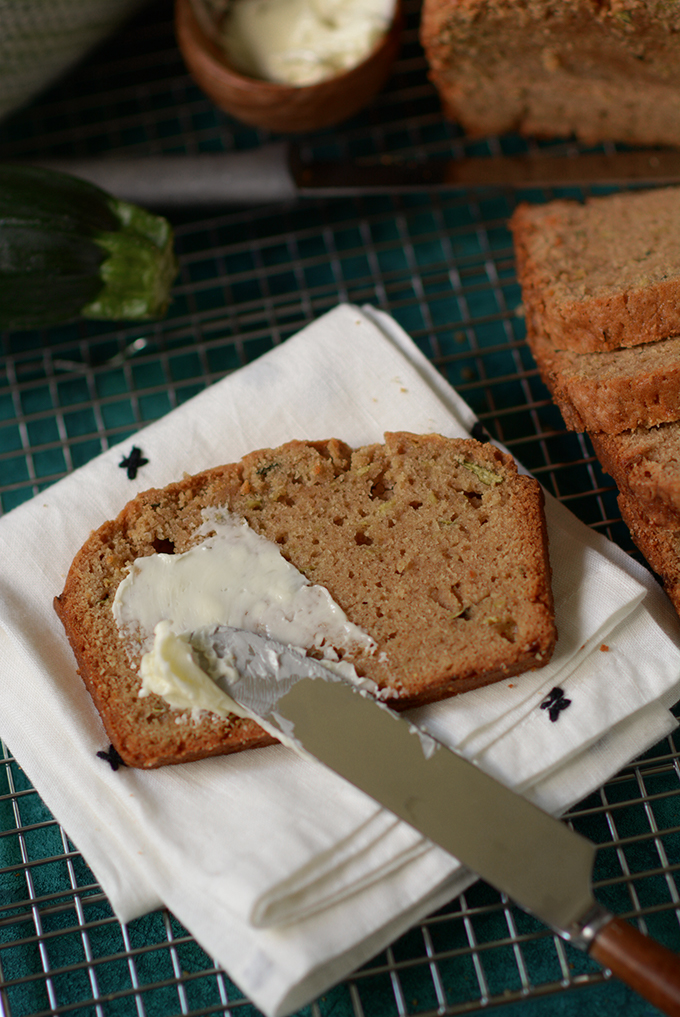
[175, 0, 403, 133]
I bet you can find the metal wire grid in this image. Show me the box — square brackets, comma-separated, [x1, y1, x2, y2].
[0, 1, 679, 1015]
[2, 733, 679, 1017]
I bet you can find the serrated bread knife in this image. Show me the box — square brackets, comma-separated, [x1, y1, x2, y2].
[190, 625, 680, 1016]
[27, 144, 680, 206]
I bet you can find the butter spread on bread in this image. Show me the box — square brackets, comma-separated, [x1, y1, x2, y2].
[114, 507, 377, 718]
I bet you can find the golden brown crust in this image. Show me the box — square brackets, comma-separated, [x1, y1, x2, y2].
[56, 433, 556, 768]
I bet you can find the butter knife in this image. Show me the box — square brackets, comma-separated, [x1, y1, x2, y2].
[28, 144, 680, 206]
[189, 624, 680, 1017]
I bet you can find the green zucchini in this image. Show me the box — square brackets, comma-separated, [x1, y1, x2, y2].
[0, 164, 179, 330]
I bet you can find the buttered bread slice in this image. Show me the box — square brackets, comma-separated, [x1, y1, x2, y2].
[55, 432, 556, 768]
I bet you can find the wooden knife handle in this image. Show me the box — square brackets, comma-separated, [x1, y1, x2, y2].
[590, 916, 680, 1016]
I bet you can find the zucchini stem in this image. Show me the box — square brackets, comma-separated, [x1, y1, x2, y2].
[83, 199, 178, 321]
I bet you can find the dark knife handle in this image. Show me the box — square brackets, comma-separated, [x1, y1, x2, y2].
[590, 916, 680, 1016]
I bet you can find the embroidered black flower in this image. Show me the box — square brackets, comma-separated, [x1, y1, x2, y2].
[120, 446, 148, 479]
[540, 686, 572, 722]
[97, 745, 127, 770]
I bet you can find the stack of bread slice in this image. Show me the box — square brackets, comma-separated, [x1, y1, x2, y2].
[510, 187, 680, 613]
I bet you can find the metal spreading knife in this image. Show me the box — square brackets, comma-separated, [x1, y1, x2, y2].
[28, 143, 680, 206]
[189, 624, 680, 1017]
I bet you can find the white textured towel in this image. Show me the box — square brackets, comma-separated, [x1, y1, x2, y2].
[0, 304, 678, 1016]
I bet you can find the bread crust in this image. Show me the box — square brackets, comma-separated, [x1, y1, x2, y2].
[55, 433, 556, 768]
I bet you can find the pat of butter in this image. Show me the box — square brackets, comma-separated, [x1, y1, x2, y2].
[112, 509, 376, 716]
[221, 0, 396, 86]
[139, 620, 250, 719]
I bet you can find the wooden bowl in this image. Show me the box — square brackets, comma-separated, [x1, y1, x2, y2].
[175, 0, 403, 134]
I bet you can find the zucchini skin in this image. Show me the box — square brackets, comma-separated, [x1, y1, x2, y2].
[0, 165, 178, 330]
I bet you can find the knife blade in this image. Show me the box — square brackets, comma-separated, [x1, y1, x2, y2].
[190, 625, 680, 1017]
[27, 143, 680, 206]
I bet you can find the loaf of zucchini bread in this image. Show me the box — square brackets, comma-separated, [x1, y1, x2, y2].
[420, 0, 680, 147]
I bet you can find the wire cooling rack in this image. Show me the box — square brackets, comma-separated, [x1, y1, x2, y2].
[0, 2, 679, 1016]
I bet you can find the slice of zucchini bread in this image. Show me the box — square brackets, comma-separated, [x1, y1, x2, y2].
[510, 188, 680, 355]
[523, 312, 680, 436]
[55, 432, 556, 769]
[591, 422, 680, 530]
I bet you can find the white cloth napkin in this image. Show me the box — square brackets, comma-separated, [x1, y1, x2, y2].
[0, 304, 679, 1017]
